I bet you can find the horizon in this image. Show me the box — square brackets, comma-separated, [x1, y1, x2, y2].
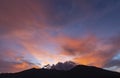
[0, 61, 119, 74]
[0, 0, 120, 73]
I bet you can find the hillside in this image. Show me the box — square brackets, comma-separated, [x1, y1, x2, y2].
[0, 65, 120, 78]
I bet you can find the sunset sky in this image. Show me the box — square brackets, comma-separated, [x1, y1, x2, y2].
[0, 0, 120, 73]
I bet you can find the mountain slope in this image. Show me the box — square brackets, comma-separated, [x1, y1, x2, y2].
[0, 65, 120, 78]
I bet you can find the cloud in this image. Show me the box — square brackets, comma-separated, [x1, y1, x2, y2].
[104, 58, 120, 72]
[60, 35, 120, 67]
[0, 41, 40, 73]
[0, 56, 39, 73]
[0, 0, 120, 37]
[104, 59, 120, 68]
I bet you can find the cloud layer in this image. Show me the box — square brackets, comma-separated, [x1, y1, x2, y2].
[0, 0, 120, 73]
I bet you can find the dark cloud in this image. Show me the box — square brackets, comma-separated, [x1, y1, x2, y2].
[103, 58, 120, 72]
[62, 36, 98, 55]
[0, 0, 120, 34]
[104, 59, 120, 68]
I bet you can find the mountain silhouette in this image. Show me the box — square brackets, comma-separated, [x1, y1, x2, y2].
[0, 65, 120, 78]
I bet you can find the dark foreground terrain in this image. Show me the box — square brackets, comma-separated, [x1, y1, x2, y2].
[0, 65, 120, 78]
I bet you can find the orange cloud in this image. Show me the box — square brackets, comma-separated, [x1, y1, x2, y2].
[57, 35, 120, 67]
[14, 62, 40, 71]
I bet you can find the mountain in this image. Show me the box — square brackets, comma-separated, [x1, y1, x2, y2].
[0, 65, 120, 78]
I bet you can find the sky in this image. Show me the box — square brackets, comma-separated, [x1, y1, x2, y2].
[0, 0, 120, 73]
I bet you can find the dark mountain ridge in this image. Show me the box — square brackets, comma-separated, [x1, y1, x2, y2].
[0, 65, 120, 78]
